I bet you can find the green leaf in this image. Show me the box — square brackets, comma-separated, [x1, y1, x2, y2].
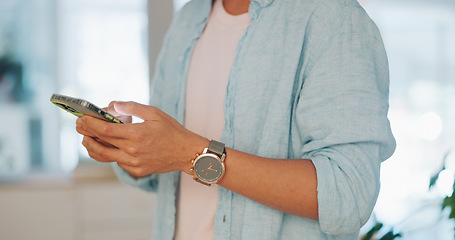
[360, 223, 383, 240]
[442, 192, 455, 219]
[429, 166, 446, 189]
[379, 231, 401, 240]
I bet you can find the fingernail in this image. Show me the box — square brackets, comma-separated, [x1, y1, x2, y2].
[115, 101, 124, 108]
[113, 101, 124, 113]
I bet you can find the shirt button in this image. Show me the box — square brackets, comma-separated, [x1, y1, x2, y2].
[223, 215, 226, 223]
[178, 56, 183, 62]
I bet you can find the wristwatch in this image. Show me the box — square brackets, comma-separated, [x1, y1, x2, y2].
[192, 140, 226, 186]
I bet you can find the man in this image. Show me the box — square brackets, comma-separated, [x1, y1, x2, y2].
[76, 0, 396, 239]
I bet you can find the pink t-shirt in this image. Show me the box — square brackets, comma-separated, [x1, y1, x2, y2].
[174, 0, 251, 239]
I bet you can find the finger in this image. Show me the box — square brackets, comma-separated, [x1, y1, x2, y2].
[114, 101, 160, 121]
[82, 136, 129, 164]
[82, 136, 115, 163]
[116, 162, 149, 178]
[76, 117, 97, 137]
[107, 101, 117, 114]
[78, 116, 140, 152]
[106, 101, 133, 123]
[79, 115, 132, 139]
[77, 118, 121, 148]
[94, 138, 118, 148]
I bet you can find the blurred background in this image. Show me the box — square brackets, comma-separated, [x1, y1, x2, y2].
[0, 0, 454, 239]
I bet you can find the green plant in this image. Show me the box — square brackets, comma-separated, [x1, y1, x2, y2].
[360, 222, 401, 240]
[436, 150, 455, 238]
[360, 149, 455, 240]
[442, 184, 455, 219]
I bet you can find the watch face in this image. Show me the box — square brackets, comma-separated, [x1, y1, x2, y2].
[194, 154, 224, 182]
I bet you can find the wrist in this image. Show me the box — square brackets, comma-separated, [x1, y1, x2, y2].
[180, 135, 209, 175]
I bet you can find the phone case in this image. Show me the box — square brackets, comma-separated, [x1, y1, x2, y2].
[50, 94, 123, 124]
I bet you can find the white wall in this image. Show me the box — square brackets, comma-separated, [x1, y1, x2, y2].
[148, 0, 174, 90]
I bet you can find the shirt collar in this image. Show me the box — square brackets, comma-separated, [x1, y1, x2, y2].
[198, 0, 274, 24]
[250, 0, 274, 7]
[248, 0, 274, 20]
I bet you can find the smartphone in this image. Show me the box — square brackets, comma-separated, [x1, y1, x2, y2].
[50, 94, 123, 124]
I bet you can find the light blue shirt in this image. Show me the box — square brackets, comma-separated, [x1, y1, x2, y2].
[114, 0, 396, 239]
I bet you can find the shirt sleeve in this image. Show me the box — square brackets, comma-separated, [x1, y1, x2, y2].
[295, 6, 396, 235]
[112, 164, 160, 192]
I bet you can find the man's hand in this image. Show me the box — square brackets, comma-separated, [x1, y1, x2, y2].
[77, 101, 320, 220]
[76, 101, 208, 178]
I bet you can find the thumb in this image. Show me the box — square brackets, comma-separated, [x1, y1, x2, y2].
[114, 101, 153, 120]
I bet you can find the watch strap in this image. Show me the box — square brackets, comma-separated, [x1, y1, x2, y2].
[194, 178, 212, 187]
[208, 140, 225, 157]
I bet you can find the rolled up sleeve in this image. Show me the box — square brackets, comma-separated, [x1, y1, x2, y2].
[112, 164, 159, 192]
[295, 7, 396, 235]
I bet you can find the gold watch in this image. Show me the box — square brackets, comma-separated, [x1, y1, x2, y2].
[192, 140, 226, 186]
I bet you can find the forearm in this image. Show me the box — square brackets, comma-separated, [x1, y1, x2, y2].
[77, 103, 320, 220]
[183, 145, 319, 220]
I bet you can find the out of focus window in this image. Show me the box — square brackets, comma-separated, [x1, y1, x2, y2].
[0, 0, 58, 176]
[58, 0, 149, 170]
[361, 0, 455, 239]
[0, 0, 148, 176]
